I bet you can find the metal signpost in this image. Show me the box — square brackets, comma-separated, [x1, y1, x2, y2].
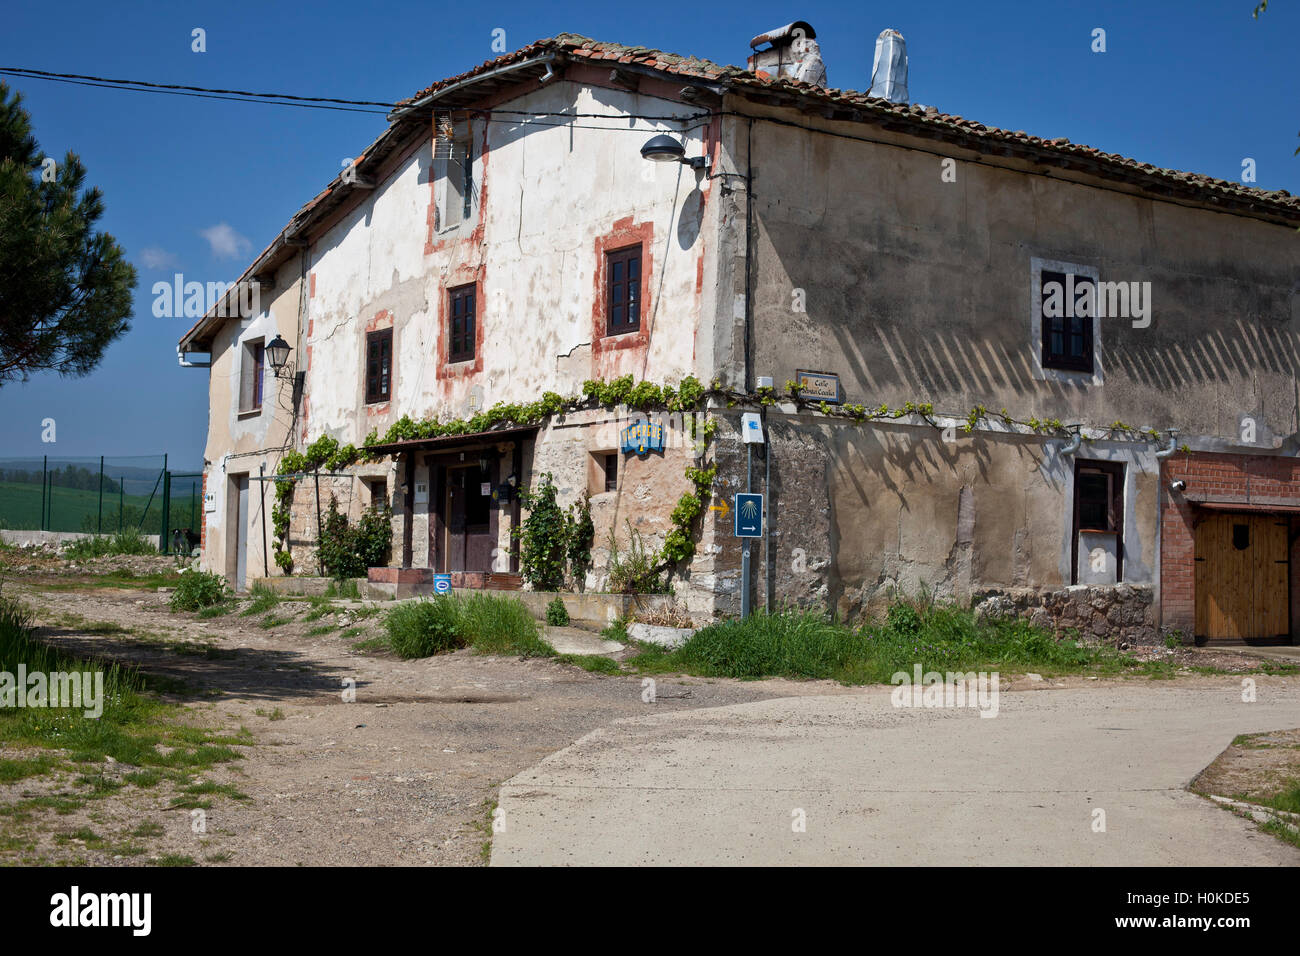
[735, 492, 763, 618]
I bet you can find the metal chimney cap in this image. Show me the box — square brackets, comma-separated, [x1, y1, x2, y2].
[749, 21, 817, 49]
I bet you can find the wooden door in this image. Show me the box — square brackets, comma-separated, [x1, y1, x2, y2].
[444, 465, 495, 573]
[1195, 514, 1289, 640]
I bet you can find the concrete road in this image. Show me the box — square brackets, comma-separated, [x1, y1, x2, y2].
[491, 682, 1300, 865]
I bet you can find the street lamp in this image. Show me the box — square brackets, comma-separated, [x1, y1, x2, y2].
[266, 334, 292, 377]
[640, 134, 710, 170]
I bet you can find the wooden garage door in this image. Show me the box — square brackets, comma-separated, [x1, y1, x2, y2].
[1194, 514, 1289, 640]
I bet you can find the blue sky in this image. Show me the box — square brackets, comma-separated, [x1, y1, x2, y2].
[1, 0, 1295, 468]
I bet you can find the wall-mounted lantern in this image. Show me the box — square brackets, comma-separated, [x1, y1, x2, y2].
[266, 334, 293, 377]
[640, 134, 711, 170]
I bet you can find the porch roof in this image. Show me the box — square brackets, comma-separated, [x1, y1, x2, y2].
[364, 424, 538, 457]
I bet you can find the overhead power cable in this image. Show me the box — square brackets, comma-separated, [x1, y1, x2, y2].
[0, 67, 713, 125]
[0, 66, 398, 107]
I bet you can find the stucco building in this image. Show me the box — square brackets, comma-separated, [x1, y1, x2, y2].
[180, 25, 1300, 643]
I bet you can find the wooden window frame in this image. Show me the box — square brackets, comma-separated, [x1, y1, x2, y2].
[604, 453, 618, 492]
[1040, 270, 1095, 373]
[605, 245, 642, 336]
[365, 328, 393, 405]
[238, 338, 265, 414]
[448, 284, 476, 364]
[1071, 459, 1125, 583]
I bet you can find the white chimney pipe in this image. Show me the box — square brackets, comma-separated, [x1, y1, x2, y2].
[870, 29, 909, 104]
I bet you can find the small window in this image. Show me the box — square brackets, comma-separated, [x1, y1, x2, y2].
[589, 451, 619, 495]
[1077, 470, 1115, 532]
[1073, 459, 1125, 584]
[367, 479, 388, 511]
[365, 329, 392, 405]
[606, 246, 641, 335]
[1041, 269, 1095, 373]
[1232, 523, 1250, 551]
[448, 285, 475, 363]
[238, 338, 265, 413]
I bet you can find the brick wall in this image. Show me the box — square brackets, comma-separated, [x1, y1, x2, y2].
[1161, 452, 1300, 637]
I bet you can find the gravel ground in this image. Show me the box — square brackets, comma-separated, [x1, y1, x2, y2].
[1, 579, 789, 866]
[1, 563, 1291, 866]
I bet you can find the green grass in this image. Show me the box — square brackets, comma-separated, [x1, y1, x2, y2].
[36, 570, 185, 591]
[197, 602, 234, 619]
[258, 613, 292, 630]
[325, 578, 361, 600]
[601, 618, 630, 643]
[168, 570, 230, 611]
[0, 597, 250, 807]
[1252, 778, 1300, 815]
[238, 582, 280, 616]
[0, 754, 59, 782]
[1259, 818, 1300, 849]
[0, 480, 183, 534]
[306, 623, 337, 636]
[626, 601, 1164, 684]
[378, 593, 553, 659]
[62, 530, 157, 559]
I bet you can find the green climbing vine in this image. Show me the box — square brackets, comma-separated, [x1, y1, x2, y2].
[269, 372, 1174, 578]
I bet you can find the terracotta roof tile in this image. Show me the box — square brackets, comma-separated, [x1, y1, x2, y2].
[395, 34, 1300, 216]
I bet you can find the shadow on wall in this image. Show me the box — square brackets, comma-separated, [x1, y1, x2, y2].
[755, 220, 1299, 436]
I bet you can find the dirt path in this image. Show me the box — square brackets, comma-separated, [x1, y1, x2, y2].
[4, 567, 1294, 866]
[3, 580, 788, 866]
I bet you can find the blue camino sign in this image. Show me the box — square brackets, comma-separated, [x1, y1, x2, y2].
[734, 493, 763, 538]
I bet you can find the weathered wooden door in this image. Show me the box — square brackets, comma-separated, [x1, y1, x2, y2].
[1195, 513, 1289, 640]
[444, 465, 494, 573]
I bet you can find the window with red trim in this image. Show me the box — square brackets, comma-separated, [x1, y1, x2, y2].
[365, 328, 392, 404]
[448, 285, 476, 363]
[605, 246, 641, 335]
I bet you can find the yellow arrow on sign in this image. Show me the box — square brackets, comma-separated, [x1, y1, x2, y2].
[709, 499, 730, 518]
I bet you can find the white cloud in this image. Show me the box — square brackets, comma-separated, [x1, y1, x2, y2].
[138, 246, 179, 270]
[199, 222, 252, 260]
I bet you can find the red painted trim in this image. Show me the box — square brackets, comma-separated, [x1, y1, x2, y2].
[591, 217, 654, 380]
[435, 270, 486, 383]
[364, 310, 395, 417]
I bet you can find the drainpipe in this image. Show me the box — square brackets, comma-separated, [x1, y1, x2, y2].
[1060, 426, 1082, 456]
[763, 406, 774, 614]
[177, 346, 211, 368]
[1154, 428, 1180, 459]
[743, 117, 754, 394]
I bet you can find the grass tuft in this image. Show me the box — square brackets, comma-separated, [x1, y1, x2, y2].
[628, 600, 1159, 684]
[379, 593, 553, 660]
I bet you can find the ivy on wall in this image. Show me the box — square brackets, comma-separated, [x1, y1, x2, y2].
[268, 374, 1173, 577]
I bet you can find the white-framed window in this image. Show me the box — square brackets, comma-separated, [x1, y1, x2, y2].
[1029, 257, 1103, 386]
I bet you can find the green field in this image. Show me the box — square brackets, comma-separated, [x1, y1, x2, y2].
[0, 480, 203, 536]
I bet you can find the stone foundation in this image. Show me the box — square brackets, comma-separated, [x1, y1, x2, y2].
[972, 583, 1159, 647]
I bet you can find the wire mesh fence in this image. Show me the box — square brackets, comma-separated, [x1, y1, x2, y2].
[0, 455, 203, 554]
